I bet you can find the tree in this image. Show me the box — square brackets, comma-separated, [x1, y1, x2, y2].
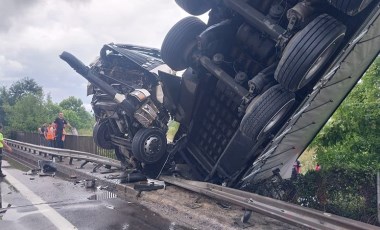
[59, 96, 94, 130]
[45, 100, 63, 124]
[8, 77, 43, 105]
[1, 78, 94, 135]
[0, 86, 9, 125]
[312, 57, 380, 171]
[59, 96, 83, 113]
[5, 94, 47, 132]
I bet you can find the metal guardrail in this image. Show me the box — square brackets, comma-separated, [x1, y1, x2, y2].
[161, 176, 380, 230]
[5, 139, 122, 170]
[11, 131, 116, 160]
[5, 139, 379, 229]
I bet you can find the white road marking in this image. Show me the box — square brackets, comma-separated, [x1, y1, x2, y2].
[3, 169, 77, 230]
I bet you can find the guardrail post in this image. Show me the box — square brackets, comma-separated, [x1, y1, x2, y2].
[80, 161, 89, 168]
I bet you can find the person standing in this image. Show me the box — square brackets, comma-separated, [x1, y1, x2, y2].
[291, 160, 302, 180]
[0, 124, 12, 177]
[38, 123, 47, 146]
[54, 112, 69, 149]
[45, 122, 56, 147]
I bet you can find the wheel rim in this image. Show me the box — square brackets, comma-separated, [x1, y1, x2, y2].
[298, 33, 345, 90]
[132, 128, 167, 164]
[143, 135, 162, 157]
[258, 98, 295, 140]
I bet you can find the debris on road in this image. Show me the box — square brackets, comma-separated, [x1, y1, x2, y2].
[38, 160, 57, 173]
[134, 183, 165, 192]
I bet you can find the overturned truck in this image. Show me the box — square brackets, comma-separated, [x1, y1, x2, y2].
[60, 0, 380, 187]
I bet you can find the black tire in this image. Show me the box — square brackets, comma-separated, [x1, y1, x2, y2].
[327, 0, 374, 16]
[132, 128, 167, 164]
[161, 17, 207, 71]
[240, 85, 295, 140]
[175, 0, 212, 16]
[93, 121, 114, 150]
[275, 14, 346, 92]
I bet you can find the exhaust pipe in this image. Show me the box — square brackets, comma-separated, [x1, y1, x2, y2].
[59, 51, 136, 116]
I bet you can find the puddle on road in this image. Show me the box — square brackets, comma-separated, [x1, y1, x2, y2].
[87, 190, 117, 201]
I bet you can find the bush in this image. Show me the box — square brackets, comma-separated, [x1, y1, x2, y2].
[293, 167, 377, 224]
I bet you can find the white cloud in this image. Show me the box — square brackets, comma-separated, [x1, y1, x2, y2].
[0, 0, 208, 107]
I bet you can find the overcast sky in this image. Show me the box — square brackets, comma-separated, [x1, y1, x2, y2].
[0, 0, 207, 111]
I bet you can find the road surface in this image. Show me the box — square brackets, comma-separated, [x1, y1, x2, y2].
[0, 158, 189, 230]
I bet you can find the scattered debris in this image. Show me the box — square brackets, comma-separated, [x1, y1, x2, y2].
[104, 204, 115, 210]
[97, 186, 108, 190]
[99, 170, 116, 174]
[24, 169, 38, 175]
[105, 174, 120, 179]
[85, 179, 95, 188]
[147, 179, 166, 189]
[38, 160, 57, 173]
[120, 173, 147, 184]
[38, 172, 56, 177]
[134, 183, 165, 192]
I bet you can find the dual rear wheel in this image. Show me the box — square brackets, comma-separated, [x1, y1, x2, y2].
[161, 15, 346, 140]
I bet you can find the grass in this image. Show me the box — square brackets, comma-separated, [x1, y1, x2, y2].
[299, 148, 318, 174]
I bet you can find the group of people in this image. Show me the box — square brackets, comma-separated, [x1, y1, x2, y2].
[38, 112, 70, 149]
[291, 160, 321, 180]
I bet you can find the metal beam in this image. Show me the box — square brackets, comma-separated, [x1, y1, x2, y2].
[5, 139, 122, 169]
[161, 176, 379, 230]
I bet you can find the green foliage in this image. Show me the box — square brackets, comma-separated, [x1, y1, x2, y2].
[0, 86, 9, 125]
[45, 101, 63, 123]
[59, 96, 84, 113]
[312, 57, 380, 171]
[252, 167, 378, 224]
[62, 109, 93, 130]
[1, 78, 95, 135]
[4, 94, 46, 131]
[60, 96, 94, 130]
[7, 77, 43, 105]
[292, 167, 377, 223]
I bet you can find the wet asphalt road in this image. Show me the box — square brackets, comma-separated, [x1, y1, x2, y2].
[0, 158, 190, 230]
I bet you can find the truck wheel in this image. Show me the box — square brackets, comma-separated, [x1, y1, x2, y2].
[240, 85, 295, 140]
[132, 128, 167, 164]
[275, 14, 346, 92]
[161, 17, 207, 71]
[93, 121, 114, 150]
[327, 0, 374, 16]
[175, 0, 212, 16]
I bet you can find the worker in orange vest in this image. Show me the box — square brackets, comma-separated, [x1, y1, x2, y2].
[45, 122, 56, 147]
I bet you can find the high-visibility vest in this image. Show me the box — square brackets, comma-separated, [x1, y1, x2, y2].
[46, 126, 55, 140]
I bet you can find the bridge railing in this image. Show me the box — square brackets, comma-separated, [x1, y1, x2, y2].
[10, 131, 116, 160]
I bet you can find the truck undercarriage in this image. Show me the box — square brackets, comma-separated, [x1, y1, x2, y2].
[60, 0, 380, 187]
